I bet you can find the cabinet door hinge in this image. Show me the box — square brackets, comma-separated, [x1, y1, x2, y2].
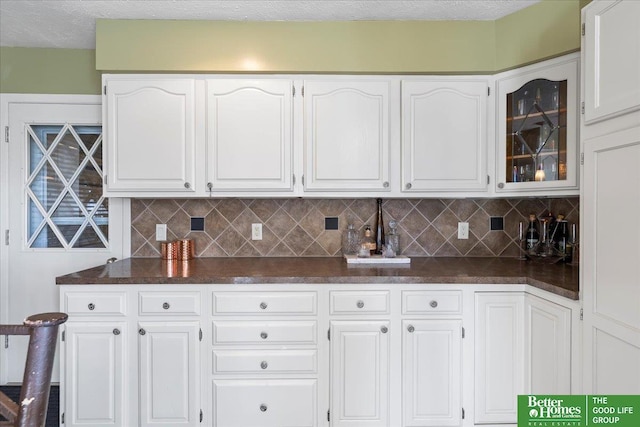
[4, 335, 8, 349]
[327, 328, 330, 340]
[4, 230, 9, 246]
[580, 308, 584, 321]
[487, 87, 490, 96]
[327, 409, 330, 421]
[487, 175, 490, 185]
[582, 23, 586, 36]
[293, 174, 296, 186]
[302, 175, 305, 186]
[103, 85, 107, 95]
[302, 85, 304, 97]
[581, 153, 584, 165]
[103, 175, 108, 186]
[61, 412, 65, 424]
[581, 101, 585, 115]
[462, 327, 465, 339]
[4, 126, 8, 143]
[61, 330, 65, 342]
[200, 409, 203, 423]
[462, 408, 465, 419]
[199, 328, 202, 341]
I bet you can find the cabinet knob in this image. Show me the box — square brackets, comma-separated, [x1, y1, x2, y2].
[87, 303, 95, 311]
[113, 328, 120, 336]
[407, 325, 415, 333]
[260, 361, 268, 370]
[356, 300, 365, 309]
[430, 300, 438, 308]
[138, 328, 146, 336]
[498, 182, 505, 189]
[162, 302, 170, 310]
[184, 182, 191, 189]
[260, 331, 268, 340]
[260, 302, 268, 310]
[380, 325, 388, 334]
[383, 181, 389, 188]
[207, 182, 213, 190]
[260, 404, 268, 412]
[405, 183, 412, 190]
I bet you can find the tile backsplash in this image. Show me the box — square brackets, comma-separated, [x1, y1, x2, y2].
[131, 197, 579, 258]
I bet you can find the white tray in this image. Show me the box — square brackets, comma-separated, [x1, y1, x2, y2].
[344, 255, 411, 264]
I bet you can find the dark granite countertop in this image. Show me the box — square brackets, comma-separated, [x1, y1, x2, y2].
[56, 257, 579, 300]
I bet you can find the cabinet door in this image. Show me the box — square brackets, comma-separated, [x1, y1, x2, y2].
[138, 321, 200, 427]
[104, 78, 196, 193]
[401, 80, 488, 192]
[583, 0, 640, 123]
[402, 320, 462, 427]
[206, 79, 293, 191]
[330, 320, 390, 427]
[524, 295, 571, 394]
[495, 57, 579, 194]
[304, 80, 390, 192]
[474, 293, 524, 424]
[62, 322, 127, 427]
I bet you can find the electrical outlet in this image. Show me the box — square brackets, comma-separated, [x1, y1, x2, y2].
[251, 223, 263, 240]
[457, 222, 469, 239]
[156, 224, 167, 241]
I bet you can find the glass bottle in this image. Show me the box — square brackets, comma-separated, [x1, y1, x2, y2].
[526, 214, 540, 255]
[554, 215, 570, 262]
[342, 224, 359, 256]
[386, 220, 400, 256]
[374, 198, 385, 255]
[362, 225, 376, 256]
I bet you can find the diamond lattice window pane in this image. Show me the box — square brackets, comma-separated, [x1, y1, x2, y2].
[32, 224, 63, 248]
[79, 131, 101, 152]
[27, 198, 45, 242]
[29, 161, 65, 212]
[72, 163, 103, 209]
[73, 226, 104, 248]
[51, 129, 83, 181]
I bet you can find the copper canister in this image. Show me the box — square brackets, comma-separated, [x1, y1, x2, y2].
[163, 260, 179, 277]
[178, 239, 194, 261]
[161, 241, 178, 260]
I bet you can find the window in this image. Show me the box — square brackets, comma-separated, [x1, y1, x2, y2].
[26, 124, 107, 248]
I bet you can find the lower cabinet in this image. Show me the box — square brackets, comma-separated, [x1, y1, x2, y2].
[402, 320, 462, 427]
[62, 322, 127, 427]
[329, 321, 390, 427]
[60, 284, 575, 427]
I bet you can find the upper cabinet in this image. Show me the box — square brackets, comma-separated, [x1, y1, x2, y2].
[495, 55, 579, 195]
[583, 0, 640, 124]
[104, 78, 197, 195]
[205, 79, 294, 192]
[303, 80, 391, 192]
[401, 79, 488, 192]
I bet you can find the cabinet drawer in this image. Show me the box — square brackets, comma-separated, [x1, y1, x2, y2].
[402, 290, 462, 315]
[213, 291, 317, 315]
[213, 379, 317, 427]
[330, 291, 390, 314]
[212, 321, 317, 345]
[64, 292, 127, 316]
[139, 291, 200, 315]
[213, 349, 317, 374]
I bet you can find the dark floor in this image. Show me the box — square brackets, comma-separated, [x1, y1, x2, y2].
[0, 385, 59, 427]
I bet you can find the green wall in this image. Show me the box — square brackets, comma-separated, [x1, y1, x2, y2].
[0, 47, 101, 94]
[0, 0, 584, 94]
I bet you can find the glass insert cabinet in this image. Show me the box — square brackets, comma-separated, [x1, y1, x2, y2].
[496, 56, 578, 194]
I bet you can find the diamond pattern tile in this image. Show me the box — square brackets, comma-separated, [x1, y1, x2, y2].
[130, 197, 579, 259]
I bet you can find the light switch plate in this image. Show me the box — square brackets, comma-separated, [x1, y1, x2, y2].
[457, 222, 469, 239]
[156, 224, 167, 241]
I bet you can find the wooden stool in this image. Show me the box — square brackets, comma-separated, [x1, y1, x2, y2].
[0, 312, 67, 427]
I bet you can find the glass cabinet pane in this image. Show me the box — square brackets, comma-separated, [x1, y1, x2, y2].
[505, 79, 567, 184]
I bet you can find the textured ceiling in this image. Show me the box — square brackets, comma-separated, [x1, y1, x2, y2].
[0, 0, 541, 49]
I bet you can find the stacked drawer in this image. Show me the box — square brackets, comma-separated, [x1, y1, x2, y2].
[211, 291, 319, 427]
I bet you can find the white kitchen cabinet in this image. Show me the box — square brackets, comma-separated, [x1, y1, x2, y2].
[495, 55, 579, 195]
[303, 80, 391, 192]
[474, 292, 524, 424]
[329, 320, 390, 427]
[402, 319, 462, 427]
[524, 294, 571, 394]
[138, 321, 201, 426]
[583, 0, 640, 124]
[103, 77, 197, 194]
[62, 322, 127, 427]
[401, 79, 488, 192]
[205, 79, 294, 192]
